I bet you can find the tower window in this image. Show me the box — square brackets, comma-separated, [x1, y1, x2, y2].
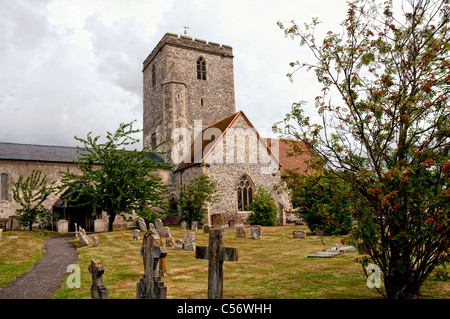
[200, 98, 204, 106]
[236, 175, 254, 211]
[152, 65, 156, 87]
[197, 57, 206, 80]
[0, 173, 8, 201]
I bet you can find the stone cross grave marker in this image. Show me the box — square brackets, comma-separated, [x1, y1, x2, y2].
[195, 229, 238, 299]
[136, 231, 167, 299]
[88, 259, 108, 299]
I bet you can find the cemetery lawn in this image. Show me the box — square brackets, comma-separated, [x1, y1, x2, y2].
[0, 230, 61, 288]
[50, 225, 449, 299]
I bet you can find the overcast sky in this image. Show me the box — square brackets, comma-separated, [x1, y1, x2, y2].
[0, 0, 348, 148]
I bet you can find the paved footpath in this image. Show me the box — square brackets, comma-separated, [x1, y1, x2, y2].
[0, 233, 78, 299]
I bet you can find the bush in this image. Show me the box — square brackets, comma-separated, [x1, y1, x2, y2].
[246, 186, 278, 226]
[289, 172, 352, 235]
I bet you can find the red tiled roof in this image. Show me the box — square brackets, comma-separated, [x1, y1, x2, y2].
[264, 138, 312, 176]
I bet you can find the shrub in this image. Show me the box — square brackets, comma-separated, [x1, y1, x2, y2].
[246, 186, 278, 226]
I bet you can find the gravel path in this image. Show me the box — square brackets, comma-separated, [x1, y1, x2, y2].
[0, 233, 78, 299]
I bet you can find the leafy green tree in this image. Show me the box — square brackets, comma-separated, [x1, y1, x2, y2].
[60, 121, 172, 232]
[288, 170, 353, 235]
[246, 186, 278, 226]
[13, 169, 55, 232]
[179, 174, 217, 228]
[278, 0, 449, 298]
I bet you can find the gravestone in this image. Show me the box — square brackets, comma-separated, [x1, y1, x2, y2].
[79, 227, 90, 246]
[138, 218, 148, 232]
[148, 223, 158, 236]
[235, 227, 246, 238]
[136, 231, 167, 299]
[174, 239, 184, 250]
[75, 223, 79, 238]
[191, 221, 198, 231]
[293, 230, 306, 238]
[92, 236, 99, 247]
[250, 225, 262, 239]
[133, 229, 141, 241]
[153, 219, 168, 277]
[308, 251, 341, 258]
[180, 221, 186, 230]
[203, 225, 210, 233]
[184, 232, 195, 251]
[166, 236, 174, 248]
[195, 229, 238, 299]
[154, 219, 165, 236]
[88, 259, 108, 299]
[339, 245, 357, 253]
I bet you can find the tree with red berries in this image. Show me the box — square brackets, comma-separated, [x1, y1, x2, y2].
[278, 0, 449, 298]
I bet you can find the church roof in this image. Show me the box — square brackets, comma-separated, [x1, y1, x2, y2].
[0, 142, 164, 164]
[264, 138, 312, 177]
[175, 110, 281, 171]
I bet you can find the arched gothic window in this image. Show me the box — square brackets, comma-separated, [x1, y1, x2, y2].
[197, 57, 206, 80]
[0, 173, 8, 201]
[237, 175, 254, 211]
[152, 65, 156, 87]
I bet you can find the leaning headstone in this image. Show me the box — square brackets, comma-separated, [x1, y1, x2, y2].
[250, 225, 262, 239]
[195, 229, 238, 299]
[174, 239, 184, 250]
[136, 231, 167, 299]
[148, 223, 158, 236]
[79, 227, 90, 246]
[89, 259, 108, 299]
[92, 236, 99, 247]
[235, 227, 246, 238]
[191, 221, 198, 231]
[180, 221, 186, 230]
[138, 218, 148, 232]
[203, 225, 210, 233]
[184, 232, 195, 251]
[293, 230, 306, 238]
[133, 229, 141, 241]
[154, 219, 165, 237]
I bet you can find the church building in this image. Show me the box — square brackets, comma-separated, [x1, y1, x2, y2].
[0, 32, 311, 231]
[142, 33, 306, 227]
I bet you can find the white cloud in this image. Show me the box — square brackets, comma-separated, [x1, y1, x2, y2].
[0, 0, 349, 148]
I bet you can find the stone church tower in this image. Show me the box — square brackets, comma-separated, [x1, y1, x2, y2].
[142, 33, 236, 163]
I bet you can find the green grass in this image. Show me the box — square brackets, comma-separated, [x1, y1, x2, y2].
[0, 230, 61, 287]
[50, 225, 449, 299]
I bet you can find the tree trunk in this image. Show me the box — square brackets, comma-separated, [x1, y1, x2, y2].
[108, 212, 116, 232]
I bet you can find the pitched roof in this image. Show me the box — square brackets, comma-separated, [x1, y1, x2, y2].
[0, 142, 164, 164]
[175, 110, 281, 171]
[264, 138, 312, 176]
